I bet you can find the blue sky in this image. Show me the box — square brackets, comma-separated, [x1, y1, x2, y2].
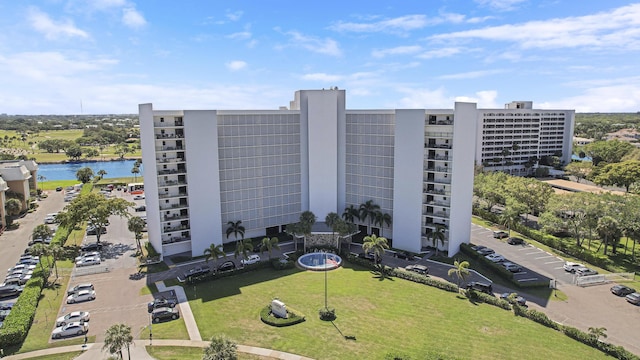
[1, 0, 640, 114]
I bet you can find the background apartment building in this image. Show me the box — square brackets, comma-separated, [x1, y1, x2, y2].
[476, 101, 575, 175]
[139, 89, 480, 259]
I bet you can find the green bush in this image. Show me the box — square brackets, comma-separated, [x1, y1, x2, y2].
[271, 258, 294, 270]
[523, 309, 561, 330]
[318, 307, 336, 321]
[260, 306, 305, 327]
[465, 289, 512, 310]
[0, 269, 47, 348]
[186, 261, 271, 285]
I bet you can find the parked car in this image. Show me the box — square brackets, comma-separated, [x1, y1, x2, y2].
[2, 275, 30, 286]
[55, 186, 63, 192]
[17, 258, 39, 266]
[135, 205, 146, 212]
[502, 262, 522, 273]
[67, 283, 95, 296]
[476, 247, 495, 256]
[183, 266, 211, 279]
[499, 292, 527, 306]
[133, 195, 145, 200]
[7, 264, 36, 273]
[56, 311, 90, 326]
[507, 237, 525, 245]
[66, 290, 96, 304]
[152, 307, 180, 323]
[493, 230, 508, 239]
[485, 253, 506, 263]
[81, 243, 103, 252]
[86, 226, 107, 235]
[575, 267, 598, 276]
[625, 292, 640, 305]
[241, 254, 261, 266]
[405, 264, 429, 275]
[76, 257, 101, 267]
[611, 284, 636, 297]
[0, 285, 24, 299]
[0, 309, 10, 321]
[217, 261, 236, 272]
[563, 262, 584, 273]
[471, 245, 486, 252]
[75, 252, 101, 262]
[465, 281, 493, 294]
[51, 322, 88, 339]
[147, 298, 178, 313]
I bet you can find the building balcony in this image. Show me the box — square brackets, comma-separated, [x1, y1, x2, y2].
[426, 154, 452, 161]
[424, 210, 449, 218]
[425, 131, 453, 138]
[425, 166, 450, 173]
[163, 225, 190, 233]
[426, 200, 451, 207]
[162, 236, 191, 245]
[424, 222, 449, 230]
[156, 157, 185, 163]
[423, 188, 451, 196]
[162, 214, 189, 222]
[158, 191, 188, 199]
[155, 134, 184, 139]
[158, 180, 187, 187]
[155, 146, 184, 151]
[424, 178, 451, 185]
[159, 203, 189, 211]
[154, 121, 184, 128]
[157, 168, 186, 175]
[425, 143, 452, 150]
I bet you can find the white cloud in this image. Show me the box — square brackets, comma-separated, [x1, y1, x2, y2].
[278, 30, 342, 57]
[227, 31, 251, 40]
[431, 3, 640, 51]
[438, 69, 507, 80]
[226, 60, 247, 71]
[372, 45, 422, 58]
[330, 13, 492, 35]
[455, 90, 499, 108]
[474, 0, 527, 11]
[0, 52, 117, 81]
[122, 7, 147, 29]
[28, 7, 89, 40]
[301, 73, 343, 82]
[417, 47, 463, 59]
[226, 10, 243, 22]
[395, 87, 452, 109]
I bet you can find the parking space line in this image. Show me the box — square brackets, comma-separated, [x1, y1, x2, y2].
[524, 252, 541, 255]
[513, 272, 528, 276]
[517, 278, 540, 282]
[544, 260, 563, 264]
[554, 267, 565, 270]
[535, 255, 553, 260]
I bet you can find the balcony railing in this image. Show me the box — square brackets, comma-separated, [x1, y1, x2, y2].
[159, 203, 189, 210]
[425, 166, 451, 173]
[156, 157, 185, 163]
[425, 178, 451, 185]
[158, 191, 188, 199]
[426, 200, 451, 207]
[157, 169, 186, 175]
[155, 134, 184, 139]
[154, 121, 184, 128]
[425, 143, 452, 149]
[425, 131, 453, 138]
[162, 236, 191, 245]
[424, 222, 448, 230]
[424, 188, 451, 196]
[163, 214, 189, 222]
[424, 210, 449, 218]
[158, 180, 187, 187]
[155, 146, 184, 151]
[426, 154, 452, 161]
[163, 225, 190, 233]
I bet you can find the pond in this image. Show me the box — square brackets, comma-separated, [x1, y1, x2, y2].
[37, 159, 144, 181]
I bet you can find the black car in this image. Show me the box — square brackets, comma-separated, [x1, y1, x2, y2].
[183, 266, 211, 279]
[611, 284, 636, 297]
[507, 237, 525, 245]
[465, 281, 493, 295]
[152, 307, 180, 323]
[135, 205, 146, 212]
[81, 243, 103, 252]
[147, 298, 178, 313]
[55, 186, 63, 192]
[0, 285, 24, 299]
[86, 226, 107, 235]
[217, 261, 236, 272]
[476, 247, 495, 256]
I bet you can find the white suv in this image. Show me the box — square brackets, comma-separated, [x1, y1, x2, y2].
[563, 262, 583, 273]
[241, 254, 261, 266]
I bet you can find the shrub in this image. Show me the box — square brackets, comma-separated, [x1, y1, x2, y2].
[524, 309, 561, 330]
[186, 261, 272, 285]
[318, 307, 336, 321]
[271, 258, 294, 270]
[260, 306, 305, 327]
[0, 269, 47, 348]
[465, 289, 512, 310]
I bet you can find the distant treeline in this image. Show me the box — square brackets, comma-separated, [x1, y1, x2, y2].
[575, 113, 640, 140]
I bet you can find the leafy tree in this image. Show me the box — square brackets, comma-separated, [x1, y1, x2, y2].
[204, 243, 226, 264]
[260, 237, 280, 259]
[596, 216, 622, 255]
[225, 220, 245, 241]
[620, 196, 640, 258]
[115, 143, 130, 159]
[506, 177, 553, 219]
[564, 161, 593, 183]
[97, 169, 107, 180]
[5, 197, 22, 218]
[127, 216, 146, 254]
[473, 172, 508, 211]
[234, 238, 253, 261]
[76, 167, 94, 184]
[29, 243, 49, 273]
[540, 192, 599, 247]
[594, 160, 640, 192]
[203, 335, 237, 360]
[447, 259, 470, 291]
[32, 224, 53, 243]
[342, 204, 360, 223]
[588, 327, 607, 342]
[65, 145, 83, 161]
[584, 140, 634, 166]
[330, 217, 356, 252]
[362, 233, 389, 266]
[103, 323, 133, 360]
[359, 200, 380, 234]
[84, 148, 99, 158]
[499, 198, 527, 236]
[58, 193, 132, 244]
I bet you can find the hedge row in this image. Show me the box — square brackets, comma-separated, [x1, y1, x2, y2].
[0, 266, 48, 348]
[185, 259, 292, 285]
[460, 243, 548, 288]
[473, 207, 614, 271]
[259, 306, 305, 327]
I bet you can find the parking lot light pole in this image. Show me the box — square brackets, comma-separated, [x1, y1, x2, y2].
[149, 313, 153, 346]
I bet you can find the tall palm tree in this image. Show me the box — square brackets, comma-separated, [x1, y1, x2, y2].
[103, 323, 133, 360]
[234, 238, 254, 261]
[225, 220, 245, 242]
[97, 169, 107, 181]
[597, 216, 622, 255]
[47, 243, 64, 280]
[447, 259, 470, 291]
[359, 200, 380, 234]
[429, 224, 447, 256]
[362, 233, 389, 267]
[588, 327, 607, 342]
[299, 211, 316, 251]
[325, 212, 341, 248]
[260, 237, 280, 259]
[204, 243, 226, 264]
[131, 166, 140, 181]
[373, 211, 392, 237]
[203, 335, 238, 360]
[342, 205, 360, 223]
[29, 243, 49, 273]
[127, 216, 146, 254]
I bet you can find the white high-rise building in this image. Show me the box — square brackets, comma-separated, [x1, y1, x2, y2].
[140, 90, 572, 259]
[476, 101, 575, 175]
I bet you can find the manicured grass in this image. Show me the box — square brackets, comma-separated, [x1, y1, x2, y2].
[138, 316, 190, 341]
[186, 264, 610, 360]
[146, 346, 274, 360]
[39, 180, 80, 191]
[24, 352, 84, 360]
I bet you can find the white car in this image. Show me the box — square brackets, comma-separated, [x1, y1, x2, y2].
[75, 252, 100, 262]
[563, 262, 584, 273]
[56, 311, 90, 326]
[502, 262, 522, 273]
[133, 195, 145, 200]
[7, 264, 36, 273]
[485, 253, 506, 263]
[67, 283, 94, 296]
[76, 257, 101, 267]
[51, 322, 88, 339]
[575, 267, 598, 276]
[241, 254, 261, 266]
[66, 290, 96, 304]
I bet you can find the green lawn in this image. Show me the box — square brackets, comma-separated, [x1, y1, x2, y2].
[146, 346, 274, 360]
[185, 264, 610, 360]
[138, 316, 190, 341]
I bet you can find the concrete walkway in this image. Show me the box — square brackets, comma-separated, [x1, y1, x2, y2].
[3, 340, 315, 360]
[155, 281, 202, 341]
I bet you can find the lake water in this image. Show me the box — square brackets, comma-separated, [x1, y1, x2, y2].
[37, 159, 144, 181]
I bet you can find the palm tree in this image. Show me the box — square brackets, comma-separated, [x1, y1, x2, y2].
[234, 238, 253, 261]
[373, 211, 392, 237]
[359, 200, 380, 234]
[203, 335, 237, 360]
[325, 212, 341, 248]
[597, 216, 622, 255]
[204, 243, 226, 264]
[48, 243, 64, 279]
[447, 259, 470, 291]
[428, 225, 447, 256]
[29, 243, 49, 273]
[588, 326, 607, 342]
[362, 233, 389, 267]
[127, 216, 146, 254]
[342, 204, 360, 223]
[131, 166, 140, 181]
[260, 237, 280, 259]
[225, 220, 245, 242]
[32, 224, 53, 243]
[299, 211, 316, 251]
[103, 323, 133, 360]
[97, 169, 107, 181]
